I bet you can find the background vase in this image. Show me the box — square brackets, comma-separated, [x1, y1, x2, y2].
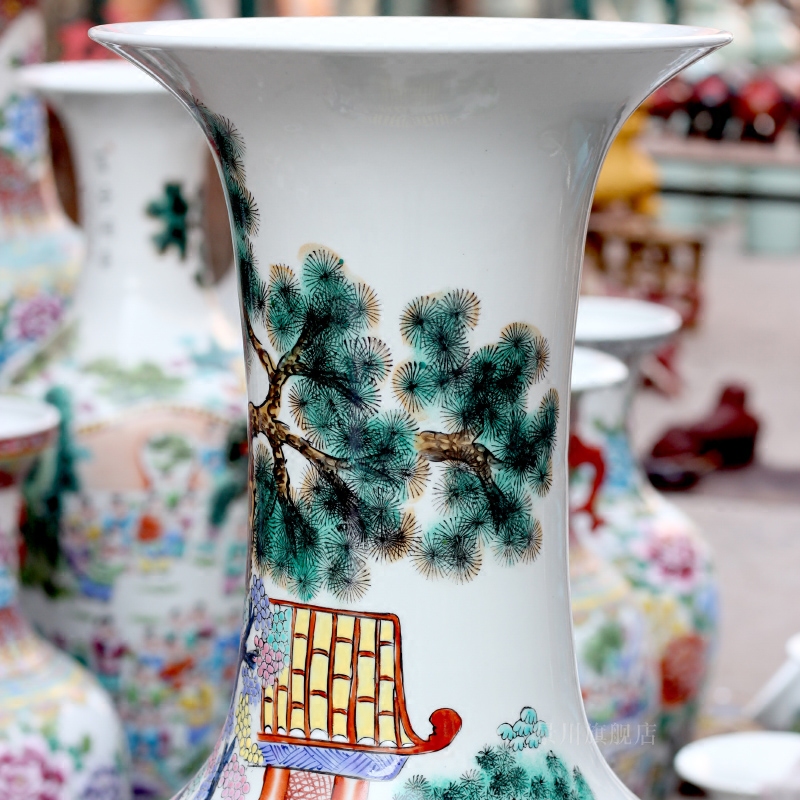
[17, 60, 248, 799]
[572, 296, 719, 797]
[569, 347, 663, 800]
[0, 2, 84, 385]
[0, 395, 130, 800]
[92, 18, 729, 800]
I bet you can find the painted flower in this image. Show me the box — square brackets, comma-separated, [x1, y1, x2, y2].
[636, 529, 700, 593]
[661, 634, 707, 705]
[220, 753, 250, 800]
[250, 576, 271, 630]
[241, 664, 261, 705]
[0, 739, 69, 800]
[11, 294, 63, 342]
[81, 766, 125, 800]
[2, 95, 45, 162]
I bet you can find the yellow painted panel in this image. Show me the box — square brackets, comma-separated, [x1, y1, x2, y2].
[291, 673, 305, 707]
[277, 689, 288, 731]
[337, 614, 355, 641]
[379, 619, 395, 646]
[334, 641, 352, 676]
[291, 706, 305, 732]
[309, 695, 328, 735]
[360, 618, 376, 652]
[332, 709, 347, 739]
[309, 653, 329, 694]
[293, 631, 308, 668]
[378, 715, 395, 745]
[356, 700, 375, 742]
[357, 655, 376, 700]
[379, 645, 394, 679]
[378, 680, 394, 714]
[295, 608, 310, 637]
[314, 613, 333, 653]
[331, 677, 349, 712]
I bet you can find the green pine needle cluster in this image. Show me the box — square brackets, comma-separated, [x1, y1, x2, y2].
[396, 292, 559, 583]
[195, 98, 559, 601]
[396, 747, 595, 800]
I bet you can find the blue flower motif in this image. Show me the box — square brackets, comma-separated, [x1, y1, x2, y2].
[3, 95, 45, 161]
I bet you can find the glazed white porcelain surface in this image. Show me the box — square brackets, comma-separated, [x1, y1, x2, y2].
[0, 6, 84, 386]
[0, 394, 130, 800]
[90, 17, 729, 800]
[18, 60, 248, 798]
[573, 296, 718, 795]
[674, 732, 800, 800]
[749, 633, 800, 732]
[572, 347, 630, 396]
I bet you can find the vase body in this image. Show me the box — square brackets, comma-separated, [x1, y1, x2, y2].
[91, 18, 728, 800]
[572, 297, 718, 797]
[569, 347, 661, 800]
[0, 4, 84, 385]
[0, 395, 130, 800]
[17, 61, 248, 799]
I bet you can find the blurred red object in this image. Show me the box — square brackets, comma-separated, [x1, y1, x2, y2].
[59, 19, 114, 62]
[649, 76, 693, 120]
[687, 74, 734, 140]
[732, 74, 791, 144]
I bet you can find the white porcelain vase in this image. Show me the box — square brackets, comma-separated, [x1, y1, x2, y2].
[0, 395, 130, 800]
[0, 3, 84, 385]
[569, 347, 662, 800]
[573, 296, 718, 796]
[17, 61, 248, 799]
[90, 18, 729, 800]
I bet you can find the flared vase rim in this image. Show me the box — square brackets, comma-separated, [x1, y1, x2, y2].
[17, 60, 166, 96]
[576, 296, 683, 345]
[0, 395, 60, 446]
[89, 17, 731, 56]
[571, 346, 629, 396]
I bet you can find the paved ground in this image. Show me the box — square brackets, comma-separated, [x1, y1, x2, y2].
[628, 217, 800, 712]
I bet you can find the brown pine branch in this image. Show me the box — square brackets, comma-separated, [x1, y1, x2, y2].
[282, 430, 347, 473]
[245, 316, 275, 375]
[415, 429, 498, 485]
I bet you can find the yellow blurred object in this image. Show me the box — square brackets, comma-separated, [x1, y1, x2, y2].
[593, 107, 660, 216]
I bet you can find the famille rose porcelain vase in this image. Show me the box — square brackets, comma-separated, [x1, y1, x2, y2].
[572, 297, 719, 795]
[0, 2, 84, 384]
[16, 61, 248, 798]
[0, 395, 129, 800]
[89, 17, 729, 800]
[569, 348, 662, 800]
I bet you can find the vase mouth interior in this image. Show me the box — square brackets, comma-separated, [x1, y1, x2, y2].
[0, 396, 60, 445]
[90, 17, 731, 55]
[674, 732, 800, 797]
[18, 60, 165, 95]
[576, 296, 683, 343]
[571, 346, 628, 396]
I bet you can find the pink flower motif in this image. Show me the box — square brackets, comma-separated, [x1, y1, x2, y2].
[221, 753, 250, 800]
[12, 294, 63, 342]
[643, 530, 699, 592]
[0, 739, 68, 800]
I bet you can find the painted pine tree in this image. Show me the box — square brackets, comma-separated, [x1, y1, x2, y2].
[194, 99, 559, 602]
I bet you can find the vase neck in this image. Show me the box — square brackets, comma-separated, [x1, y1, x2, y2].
[0, 9, 67, 232]
[46, 87, 218, 364]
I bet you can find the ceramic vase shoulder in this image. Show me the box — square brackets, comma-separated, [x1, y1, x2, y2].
[569, 347, 662, 800]
[90, 18, 729, 800]
[16, 61, 248, 798]
[572, 297, 719, 796]
[0, 395, 130, 800]
[0, 4, 84, 385]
